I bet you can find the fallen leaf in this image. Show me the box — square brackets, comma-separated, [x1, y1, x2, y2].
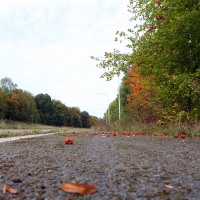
[61, 183, 96, 194]
[164, 183, 174, 189]
[145, 193, 156, 198]
[3, 185, 18, 194]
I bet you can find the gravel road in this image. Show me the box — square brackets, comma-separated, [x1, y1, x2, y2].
[0, 132, 200, 200]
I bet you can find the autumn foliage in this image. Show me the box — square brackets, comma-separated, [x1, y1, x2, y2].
[126, 65, 147, 103]
[0, 77, 94, 128]
[93, 0, 200, 125]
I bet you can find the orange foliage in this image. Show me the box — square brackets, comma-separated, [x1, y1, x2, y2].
[125, 65, 148, 103]
[5, 92, 20, 108]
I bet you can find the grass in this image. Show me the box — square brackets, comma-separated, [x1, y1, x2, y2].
[106, 120, 200, 137]
[0, 120, 58, 130]
[0, 129, 57, 138]
[0, 120, 92, 138]
[1, 119, 199, 138]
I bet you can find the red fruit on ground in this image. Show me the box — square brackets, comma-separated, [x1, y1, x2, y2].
[174, 134, 179, 138]
[65, 138, 73, 144]
[180, 134, 186, 139]
[135, 132, 143, 136]
[112, 132, 116, 136]
[157, 1, 161, 5]
[166, 19, 170, 23]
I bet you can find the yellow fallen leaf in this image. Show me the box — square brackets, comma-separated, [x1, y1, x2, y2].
[2, 185, 18, 194]
[61, 183, 96, 194]
[164, 184, 174, 189]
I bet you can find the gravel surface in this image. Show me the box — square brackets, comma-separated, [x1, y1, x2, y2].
[0, 132, 200, 200]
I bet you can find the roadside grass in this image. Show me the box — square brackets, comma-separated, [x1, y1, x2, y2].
[106, 120, 200, 137]
[0, 120, 93, 138]
[0, 120, 57, 130]
[1, 120, 199, 138]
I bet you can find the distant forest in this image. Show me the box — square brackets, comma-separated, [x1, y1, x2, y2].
[0, 77, 98, 127]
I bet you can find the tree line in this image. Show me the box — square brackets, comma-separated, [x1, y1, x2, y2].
[0, 77, 98, 127]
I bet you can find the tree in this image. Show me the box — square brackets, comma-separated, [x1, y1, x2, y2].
[69, 107, 82, 127]
[109, 99, 119, 122]
[4, 90, 39, 122]
[0, 77, 17, 94]
[128, 0, 200, 121]
[52, 100, 71, 126]
[72, 113, 82, 128]
[4, 91, 19, 120]
[92, 0, 200, 122]
[0, 89, 6, 119]
[81, 111, 91, 128]
[35, 93, 55, 125]
[90, 115, 100, 127]
[15, 90, 39, 123]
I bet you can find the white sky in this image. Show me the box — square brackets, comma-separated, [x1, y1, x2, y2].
[0, 0, 131, 118]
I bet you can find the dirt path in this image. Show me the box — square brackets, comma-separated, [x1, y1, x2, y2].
[0, 132, 200, 199]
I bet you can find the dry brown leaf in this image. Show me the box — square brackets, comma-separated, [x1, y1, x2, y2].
[164, 184, 174, 189]
[61, 183, 96, 194]
[3, 185, 18, 194]
[145, 193, 156, 198]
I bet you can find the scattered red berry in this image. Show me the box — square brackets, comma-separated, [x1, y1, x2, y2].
[166, 19, 170, 23]
[157, 1, 161, 5]
[135, 132, 143, 136]
[65, 138, 73, 145]
[180, 134, 186, 139]
[174, 134, 179, 138]
[112, 132, 116, 136]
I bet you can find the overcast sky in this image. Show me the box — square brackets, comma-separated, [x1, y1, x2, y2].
[0, 0, 131, 118]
